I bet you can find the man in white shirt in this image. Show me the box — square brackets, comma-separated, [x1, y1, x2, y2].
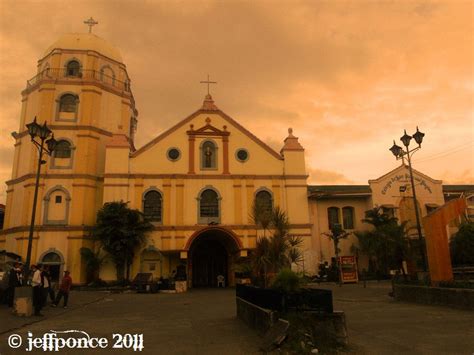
[31, 264, 43, 316]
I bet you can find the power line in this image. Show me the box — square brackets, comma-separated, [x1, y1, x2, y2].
[414, 141, 474, 163]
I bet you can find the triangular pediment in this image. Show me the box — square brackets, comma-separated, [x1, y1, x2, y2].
[187, 120, 230, 137]
[132, 106, 282, 160]
[369, 164, 442, 185]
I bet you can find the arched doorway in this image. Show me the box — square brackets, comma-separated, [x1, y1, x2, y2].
[186, 227, 242, 288]
[39, 250, 64, 283]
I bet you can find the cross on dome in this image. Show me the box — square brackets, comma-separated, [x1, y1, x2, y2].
[84, 17, 98, 33]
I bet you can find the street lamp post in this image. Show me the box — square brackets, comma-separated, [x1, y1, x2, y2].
[24, 117, 57, 276]
[389, 127, 427, 272]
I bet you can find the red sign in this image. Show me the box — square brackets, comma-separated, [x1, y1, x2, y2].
[339, 256, 358, 283]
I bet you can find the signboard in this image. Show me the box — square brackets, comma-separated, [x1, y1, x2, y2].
[339, 256, 358, 283]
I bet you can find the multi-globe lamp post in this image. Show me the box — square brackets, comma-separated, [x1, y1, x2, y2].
[389, 127, 427, 272]
[24, 117, 57, 276]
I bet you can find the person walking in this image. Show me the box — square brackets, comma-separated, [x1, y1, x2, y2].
[53, 271, 72, 309]
[31, 264, 43, 316]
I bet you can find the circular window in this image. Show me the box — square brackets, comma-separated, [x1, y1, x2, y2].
[167, 148, 181, 161]
[236, 149, 249, 162]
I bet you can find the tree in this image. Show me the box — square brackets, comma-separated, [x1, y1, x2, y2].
[250, 206, 303, 287]
[323, 224, 351, 283]
[93, 201, 153, 282]
[250, 199, 272, 238]
[450, 221, 474, 266]
[323, 224, 351, 261]
[354, 207, 410, 277]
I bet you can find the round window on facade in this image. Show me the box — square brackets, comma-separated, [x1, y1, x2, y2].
[167, 148, 181, 161]
[236, 148, 249, 162]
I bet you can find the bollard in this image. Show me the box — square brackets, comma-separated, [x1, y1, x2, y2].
[14, 286, 33, 316]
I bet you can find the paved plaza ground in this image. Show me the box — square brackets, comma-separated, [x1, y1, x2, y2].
[0, 282, 472, 354]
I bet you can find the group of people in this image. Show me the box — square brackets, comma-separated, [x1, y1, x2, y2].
[5, 263, 72, 316]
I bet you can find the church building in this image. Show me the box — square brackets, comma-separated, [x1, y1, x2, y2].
[1, 31, 472, 286]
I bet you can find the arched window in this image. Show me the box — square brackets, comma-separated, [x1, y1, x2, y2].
[43, 186, 71, 225]
[100, 65, 115, 85]
[342, 206, 355, 229]
[59, 94, 77, 113]
[143, 190, 162, 222]
[201, 140, 217, 169]
[66, 60, 80, 77]
[199, 188, 220, 223]
[255, 190, 273, 215]
[53, 140, 72, 159]
[327, 207, 340, 230]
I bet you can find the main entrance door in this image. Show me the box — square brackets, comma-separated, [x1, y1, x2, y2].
[192, 239, 227, 287]
[187, 227, 243, 288]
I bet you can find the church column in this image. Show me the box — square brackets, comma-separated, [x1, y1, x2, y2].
[134, 178, 144, 210]
[222, 136, 230, 174]
[272, 179, 281, 208]
[188, 136, 195, 174]
[245, 180, 255, 224]
[163, 179, 171, 225]
[176, 179, 184, 225]
[233, 179, 242, 224]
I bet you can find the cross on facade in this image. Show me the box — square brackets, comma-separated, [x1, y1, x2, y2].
[84, 17, 98, 33]
[200, 74, 217, 95]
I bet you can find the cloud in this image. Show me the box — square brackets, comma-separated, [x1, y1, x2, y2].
[0, 0, 472, 204]
[307, 168, 354, 185]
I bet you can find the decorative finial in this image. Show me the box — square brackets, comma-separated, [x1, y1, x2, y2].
[288, 128, 293, 135]
[200, 74, 217, 96]
[84, 17, 98, 33]
[190, 124, 194, 131]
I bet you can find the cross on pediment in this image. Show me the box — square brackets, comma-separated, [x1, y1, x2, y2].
[200, 74, 217, 95]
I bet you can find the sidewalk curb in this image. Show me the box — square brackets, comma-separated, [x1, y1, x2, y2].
[0, 295, 107, 336]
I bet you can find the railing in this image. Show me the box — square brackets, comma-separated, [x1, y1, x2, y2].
[26, 68, 131, 93]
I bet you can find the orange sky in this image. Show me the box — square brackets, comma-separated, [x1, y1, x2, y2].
[0, 0, 473, 203]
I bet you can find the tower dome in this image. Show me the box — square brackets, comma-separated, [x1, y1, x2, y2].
[42, 33, 123, 62]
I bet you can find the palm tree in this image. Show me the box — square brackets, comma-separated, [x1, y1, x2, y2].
[250, 206, 303, 287]
[354, 207, 410, 277]
[250, 199, 272, 238]
[323, 224, 351, 283]
[93, 201, 153, 283]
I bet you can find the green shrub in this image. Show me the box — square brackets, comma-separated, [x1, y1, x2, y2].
[271, 268, 301, 293]
[450, 221, 474, 266]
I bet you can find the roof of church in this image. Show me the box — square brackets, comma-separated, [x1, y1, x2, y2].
[308, 185, 371, 198]
[42, 33, 123, 63]
[307, 184, 474, 197]
[442, 185, 474, 193]
[132, 95, 283, 160]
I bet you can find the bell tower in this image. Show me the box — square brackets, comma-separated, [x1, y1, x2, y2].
[1, 26, 137, 283]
